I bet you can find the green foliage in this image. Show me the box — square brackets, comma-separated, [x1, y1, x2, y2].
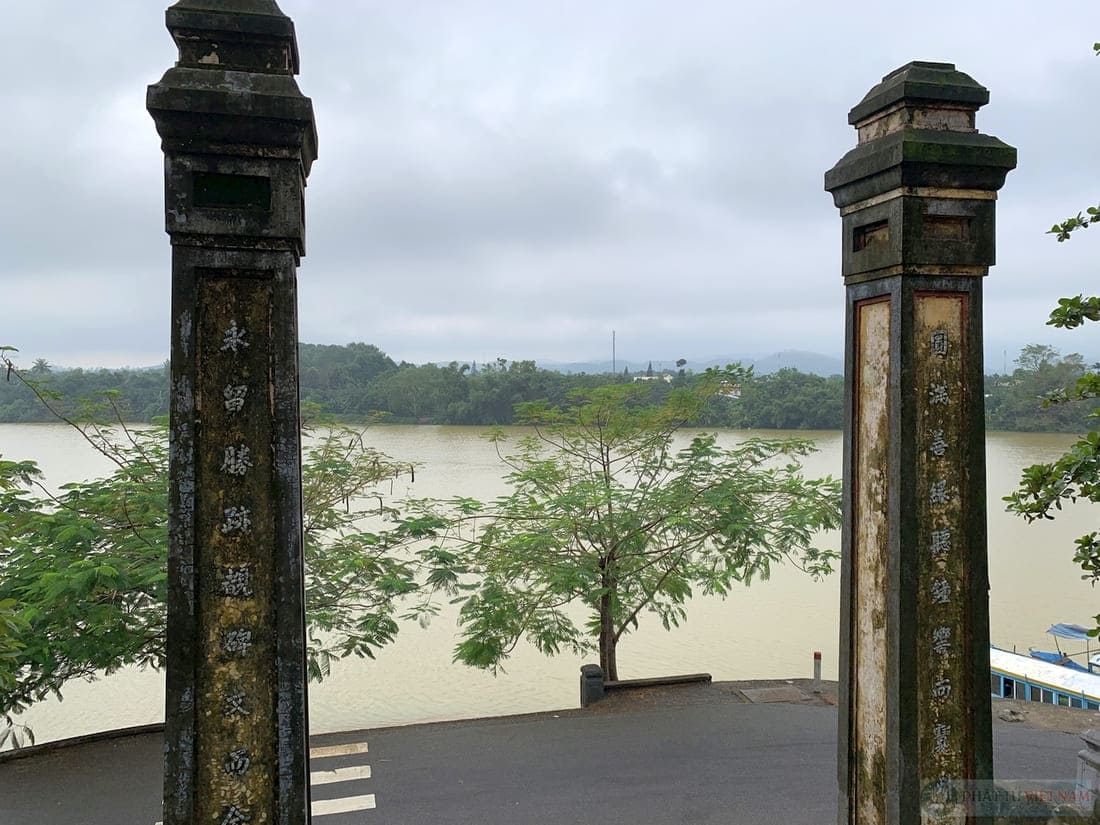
[299, 421, 442, 680]
[0, 419, 167, 746]
[735, 368, 844, 429]
[1006, 429, 1100, 636]
[0, 360, 170, 423]
[15, 341, 1098, 433]
[0, 457, 35, 747]
[1006, 39, 1100, 637]
[0, 345, 633, 426]
[433, 372, 842, 680]
[1047, 206, 1100, 242]
[1050, 295, 1100, 330]
[1043, 48, 1100, 243]
[0, 365, 442, 743]
[984, 345, 1099, 432]
[0, 342, 846, 430]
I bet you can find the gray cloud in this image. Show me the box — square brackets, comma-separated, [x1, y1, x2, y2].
[4, 0, 1100, 368]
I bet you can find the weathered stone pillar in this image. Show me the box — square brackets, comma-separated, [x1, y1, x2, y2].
[825, 63, 1015, 824]
[147, 2, 317, 823]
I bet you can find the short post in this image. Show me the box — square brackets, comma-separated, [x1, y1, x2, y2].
[825, 62, 1015, 824]
[148, 2, 318, 824]
[813, 650, 823, 689]
[580, 664, 605, 707]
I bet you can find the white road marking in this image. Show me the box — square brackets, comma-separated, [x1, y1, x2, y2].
[310, 741, 369, 759]
[154, 740, 375, 823]
[311, 764, 372, 785]
[312, 793, 377, 816]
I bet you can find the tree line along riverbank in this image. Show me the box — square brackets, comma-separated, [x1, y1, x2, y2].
[0, 341, 1094, 432]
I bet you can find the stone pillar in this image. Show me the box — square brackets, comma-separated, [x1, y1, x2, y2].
[825, 63, 1015, 824]
[147, 3, 317, 824]
[1078, 730, 1100, 796]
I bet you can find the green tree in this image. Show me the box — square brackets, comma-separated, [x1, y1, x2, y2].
[0, 361, 444, 744]
[985, 345, 1095, 432]
[738, 368, 844, 430]
[436, 374, 841, 680]
[1005, 41, 1100, 635]
[0, 455, 36, 747]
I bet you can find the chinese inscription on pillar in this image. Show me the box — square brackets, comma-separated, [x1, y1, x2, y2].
[915, 294, 969, 819]
[196, 274, 277, 824]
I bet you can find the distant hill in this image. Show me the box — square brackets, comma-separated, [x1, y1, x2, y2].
[538, 350, 844, 377]
[735, 351, 844, 376]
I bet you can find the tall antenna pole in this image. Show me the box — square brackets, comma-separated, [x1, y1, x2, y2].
[612, 330, 616, 375]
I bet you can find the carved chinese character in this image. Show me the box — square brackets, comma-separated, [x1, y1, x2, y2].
[221, 628, 253, 657]
[222, 687, 250, 718]
[933, 722, 950, 754]
[930, 577, 952, 605]
[221, 506, 252, 535]
[223, 384, 248, 414]
[929, 428, 947, 458]
[220, 445, 253, 477]
[928, 383, 949, 405]
[929, 479, 950, 506]
[932, 625, 951, 656]
[930, 528, 952, 558]
[220, 320, 249, 354]
[931, 677, 952, 699]
[223, 747, 252, 778]
[220, 804, 251, 825]
[219, 565, 254, 599]
[930, 329, 948, 357]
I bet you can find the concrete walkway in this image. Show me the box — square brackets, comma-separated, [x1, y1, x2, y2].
[0, 683, 1087, 825]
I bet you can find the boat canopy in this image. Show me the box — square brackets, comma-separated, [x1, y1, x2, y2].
[1029, 649, 1090, 671]
[1047, 623, 1093, 641]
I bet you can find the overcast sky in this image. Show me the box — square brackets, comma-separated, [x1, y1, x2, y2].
[4, 1, 1100, 369]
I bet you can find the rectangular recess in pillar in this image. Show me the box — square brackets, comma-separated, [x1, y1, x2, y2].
[852, 296, 891, 825]
[921, 215, 970, 243]
[194, 272, 277, 824]
[193, 172, 272, 211]
[854, 219, 890, 252]
[913, 293, 973, 811]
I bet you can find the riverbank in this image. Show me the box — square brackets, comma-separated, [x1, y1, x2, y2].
[6, 675, 1095, 764]
[581, 677, 1100, 736]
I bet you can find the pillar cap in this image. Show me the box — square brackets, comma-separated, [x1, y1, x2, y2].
[149, 0, 316, 173]
[167, 0, 299, 74]
[848, 61, 989, 125]
[826, 62, 1015, 208]
[823, 129, 1016, 206]
[167, 0, 295, 33]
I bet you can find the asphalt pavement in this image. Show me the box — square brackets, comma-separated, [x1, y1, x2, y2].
[0, 685, 1088, 825]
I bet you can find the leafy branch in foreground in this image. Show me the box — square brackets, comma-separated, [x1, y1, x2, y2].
[429, 370, 842, 681]
[1044, 47, 1100, 247]
[0, 354, 442, 743]
[1006, 40, 1100, 637]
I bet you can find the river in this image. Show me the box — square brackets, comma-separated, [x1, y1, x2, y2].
[0, 424, 1093, 745]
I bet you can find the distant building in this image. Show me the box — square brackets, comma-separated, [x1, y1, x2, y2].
[633, 374, 672, 384]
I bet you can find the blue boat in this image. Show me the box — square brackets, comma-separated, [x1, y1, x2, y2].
[990, 623, 1100, 709]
